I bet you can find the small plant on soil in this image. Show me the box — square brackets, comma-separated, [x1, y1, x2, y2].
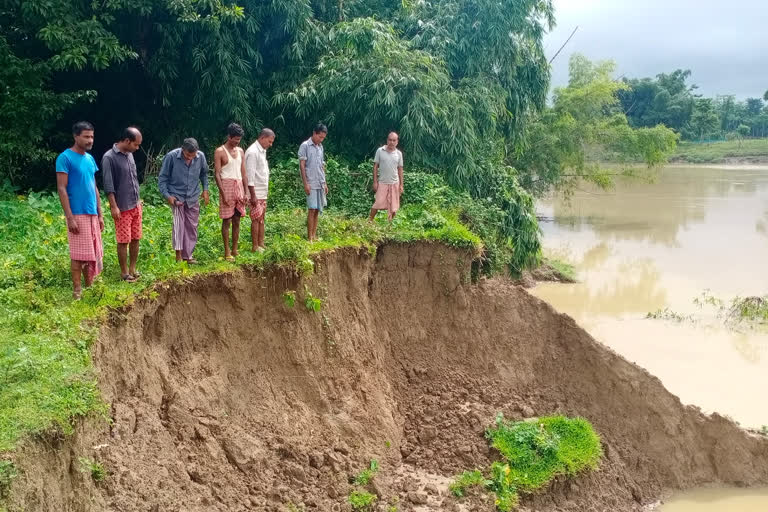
[451, 415, 602, 511]
[348, 490, 377, 510]
[282, 291, 296, 308]
[0, 460, 17, 498]
[78, 457, 106, 482]
[449, 469, 488, 497]
[353, 459, 379, 485]
[303, 287, 322, 312]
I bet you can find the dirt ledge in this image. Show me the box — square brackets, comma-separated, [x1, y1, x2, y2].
[4, 241, 768, 512]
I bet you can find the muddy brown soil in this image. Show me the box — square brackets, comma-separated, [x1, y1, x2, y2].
[5, 242, 768, 512]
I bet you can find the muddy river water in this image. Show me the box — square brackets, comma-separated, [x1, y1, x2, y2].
[530, 165, 768, 510]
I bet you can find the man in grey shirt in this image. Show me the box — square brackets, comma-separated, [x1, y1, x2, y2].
[298, 123, 328, 241]
[158, 138, 210, 263]
[369, 131, 404, 223]
[102, 127, 143, 281]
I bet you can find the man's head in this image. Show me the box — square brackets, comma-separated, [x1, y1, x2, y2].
[258, 128, 276, 150]
[386, 131, 399, 150]
[182, 138, 199, 160]
[311, 123, 328, 145]
[72, 121, 95, 151]
[118, 127, 143, 153]
[226, 123, 244, 147]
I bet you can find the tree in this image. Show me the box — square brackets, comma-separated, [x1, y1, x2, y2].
[513, 54, 678, 197]
[688, 98, 720, 140]
[619, 69, 696, 132]
[746, 98, 764, 116]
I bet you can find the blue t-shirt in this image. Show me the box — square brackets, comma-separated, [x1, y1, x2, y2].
[56, 149, 98, 215]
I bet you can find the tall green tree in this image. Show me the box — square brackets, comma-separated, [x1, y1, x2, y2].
[688, 98, 721, 140]
[513, 55, 678, 197]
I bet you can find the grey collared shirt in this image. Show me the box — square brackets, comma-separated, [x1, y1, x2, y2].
[158, 148, 209, 204]
[298, 138, 325, 189]
[102, 144, 140, 212]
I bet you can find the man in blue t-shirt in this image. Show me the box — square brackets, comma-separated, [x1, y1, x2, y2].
[55, 121, 105, 299]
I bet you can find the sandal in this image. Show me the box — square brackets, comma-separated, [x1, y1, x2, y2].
[73, 289, 82, 300]
[131, 271, 141, 280]
[121, 273, 137, 282]
[185, 258, 199, 265]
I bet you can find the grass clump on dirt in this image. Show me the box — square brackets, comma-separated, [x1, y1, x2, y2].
[451, 414, 602, 511]
[672, 138, 768, 163]
[353, 459, 379, 485]
[449, 469, 487, 497]
[543, 257, 577, 282]
[0, 461, 17, 498]
[348, 490, 377, 510]
[0, 168, 482, 454]
[78, 456, 106, 482]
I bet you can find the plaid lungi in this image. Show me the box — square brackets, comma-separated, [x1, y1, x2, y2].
[66, 214, 103, 280]
[218, 179, 246, 219]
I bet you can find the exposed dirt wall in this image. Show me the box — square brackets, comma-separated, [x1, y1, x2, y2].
[6, 242, 768, 511]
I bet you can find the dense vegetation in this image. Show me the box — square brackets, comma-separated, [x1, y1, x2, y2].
[620, 70, 768, 141]
[450, 414, 602, 511]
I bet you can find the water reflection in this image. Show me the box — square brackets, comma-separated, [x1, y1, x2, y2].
[532, 165, 768, 427]
[660, 487, 768, 511]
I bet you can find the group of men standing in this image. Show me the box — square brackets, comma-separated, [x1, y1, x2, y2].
[55, 121, 404, 299]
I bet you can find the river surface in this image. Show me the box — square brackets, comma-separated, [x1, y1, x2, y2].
[530, 165, 768, 509]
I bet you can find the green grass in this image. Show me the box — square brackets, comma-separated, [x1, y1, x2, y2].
[451, 415, 602, 511]
[78, 456, 106, 482]
[0, 185, 480, 455]
[542, 257, 577, 282]
[353, 459, 379, 486]
[0, 461, 16, 498]
[449, 469, 487, 497]
[673, 138, 768, 163]
[348, 490, 377, 510]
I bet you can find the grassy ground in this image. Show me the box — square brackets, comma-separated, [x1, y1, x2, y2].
[0, 183, 480, 453]
[672, 139, 768, 164]
[450, 415, 602, 511]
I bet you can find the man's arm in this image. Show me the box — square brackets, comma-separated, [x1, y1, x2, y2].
[298, 143, 310, 195]
[398, 151, 404, 193]
[239, 148, 248, 197]
[372, 162, 379, 192]
[199, 152, 210, 205]
[299, 159, 310, 195]
[56, 172, 79, 234]
[213, 147, 227, 206]
[94, 177, 104, 232]
[158, 153, 177, 205]
[102, 155, 121, 221]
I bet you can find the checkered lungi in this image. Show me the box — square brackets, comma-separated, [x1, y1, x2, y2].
[218, 179, 246, 219]
[66, 214, 103, 281]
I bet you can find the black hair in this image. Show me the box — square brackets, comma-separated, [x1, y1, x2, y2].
[227, 123, 245, 138]
[72, 121, 94, 136]
[313, 123, 328, 134]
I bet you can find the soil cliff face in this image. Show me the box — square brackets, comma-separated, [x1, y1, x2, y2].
[7, 242, 768, 512]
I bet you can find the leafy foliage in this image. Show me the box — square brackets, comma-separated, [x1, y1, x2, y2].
[0, 461, 16, 498]
[348, 490, 377, 510]
[449, 469, 487, 497]
[353, 459, 379, 486]
[450, 415, 601, 511]
[513, 54, 678, 197]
